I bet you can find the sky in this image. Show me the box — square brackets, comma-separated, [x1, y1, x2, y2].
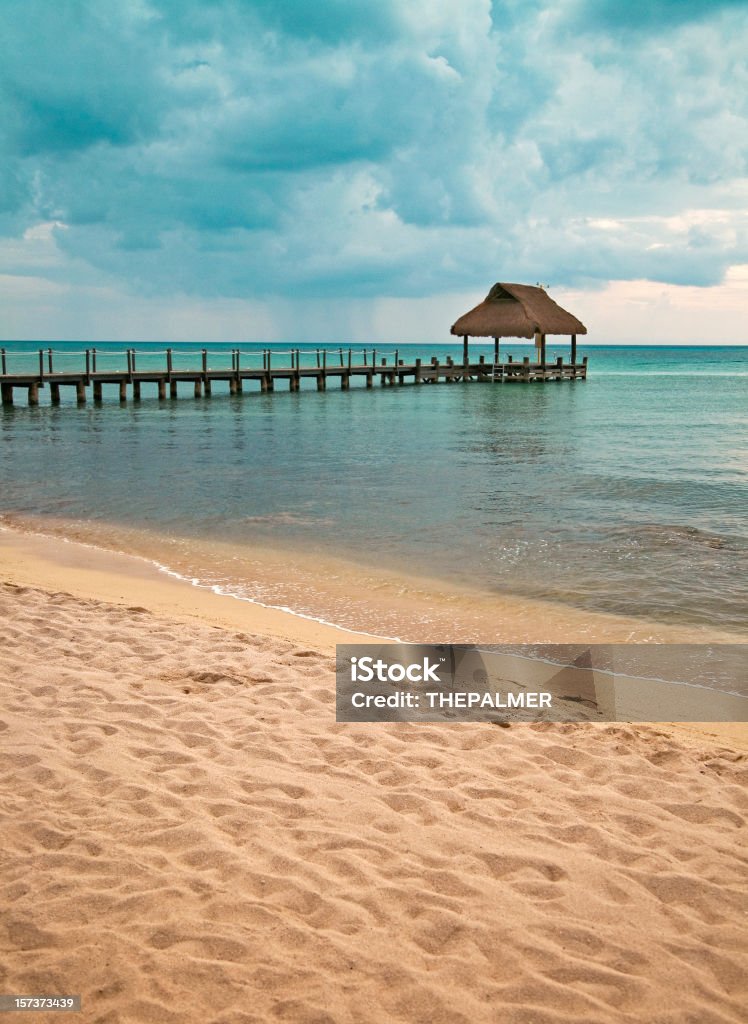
[1, 0, 746, 344]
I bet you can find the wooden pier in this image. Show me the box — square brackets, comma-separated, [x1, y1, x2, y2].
[0, 347, 587, 406]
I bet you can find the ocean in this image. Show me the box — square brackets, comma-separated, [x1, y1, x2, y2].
[1, 342, 746, 641]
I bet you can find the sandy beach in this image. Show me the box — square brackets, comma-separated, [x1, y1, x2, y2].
[2, 531, 747, 1023]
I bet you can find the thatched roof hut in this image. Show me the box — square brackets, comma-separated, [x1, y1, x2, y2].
[451, 283, 587, 364]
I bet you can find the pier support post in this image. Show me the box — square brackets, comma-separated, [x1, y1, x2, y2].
[201, 350, 211, 396]
[1, 383, 13, 406]
[555, 356, 563, 380]
[133, 380, 141, 401]
[523, 356, 530, 381]
[170, 381, 178, 399]
[341, 373, 349, 390]
[230, 378, 238, 395]
[94, 381, 103, 402]
[316, 374, 326, 391]
[366, 373, 373, 388]
[50, 383, 60, 404]
[119, 381, 127, 402]
[582, 355, 588, 380]
[571, 334, 577, 365]
[28, 383, 39, 406]
[194, 379, 202, 398]
[415, 358, 421, 383]
[76, 381, 86, 404]
[157, 380, 165, 400]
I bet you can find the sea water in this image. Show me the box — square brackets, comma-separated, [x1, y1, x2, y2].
[1, 342, 746, 638]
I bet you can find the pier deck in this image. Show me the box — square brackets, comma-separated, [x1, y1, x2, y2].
[0, 348, 587, 406]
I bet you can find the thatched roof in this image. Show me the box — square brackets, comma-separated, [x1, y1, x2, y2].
[451, 283, 587, 338]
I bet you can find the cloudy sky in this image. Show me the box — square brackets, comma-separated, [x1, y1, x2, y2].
[1, 0, 746, 343]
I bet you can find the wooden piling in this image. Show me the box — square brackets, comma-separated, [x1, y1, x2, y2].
[194, 379, 202, 398]
[94, 381, 103, 402]
[1, 382, 13, 406]
[120, 381, 128, 402]
[76, 381, 86, 404]
[50, 383, 60, 404]
[28, 383, 39, 406]
[170, 380, 178, 399]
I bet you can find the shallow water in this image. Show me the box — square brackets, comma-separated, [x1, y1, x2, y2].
[1, 342, 746, 637]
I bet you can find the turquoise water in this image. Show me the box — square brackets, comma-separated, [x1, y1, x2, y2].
[1, 342, 746, 633]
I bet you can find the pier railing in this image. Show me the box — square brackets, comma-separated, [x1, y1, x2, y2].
[0, 347, 587, 406]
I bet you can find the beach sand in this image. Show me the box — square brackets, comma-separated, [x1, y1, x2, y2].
[1, 534, 747, 1023]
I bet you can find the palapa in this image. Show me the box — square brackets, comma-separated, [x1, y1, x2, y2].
[451, 283, 587, 339]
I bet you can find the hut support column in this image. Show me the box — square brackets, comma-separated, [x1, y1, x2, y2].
[493, 337, 499, 365]
[540, 333, 546, 368]
[570, 334, 577, 365]
[463, 335, 468, 367]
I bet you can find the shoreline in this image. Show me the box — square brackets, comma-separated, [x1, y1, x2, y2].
[2, 522, 746, 751]
[0, 526, 376, 652]
[3, 514, 745, 648]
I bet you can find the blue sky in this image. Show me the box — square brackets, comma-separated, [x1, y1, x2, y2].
[1, 0, 746, 342]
